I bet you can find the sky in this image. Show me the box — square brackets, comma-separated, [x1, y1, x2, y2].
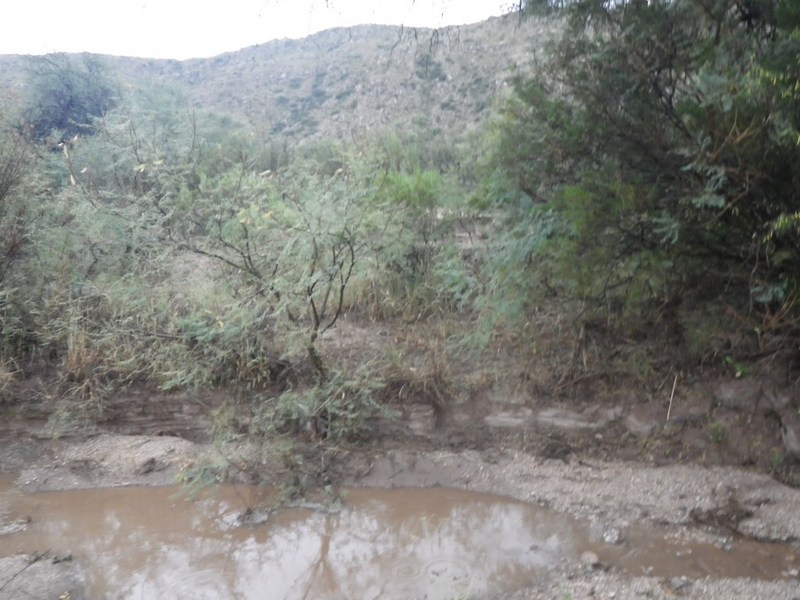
[0, 0, 512, 60]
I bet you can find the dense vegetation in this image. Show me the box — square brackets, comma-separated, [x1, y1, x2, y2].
[493, 0, 800, 362]
[0, 1, 797, 486]
[0, 50, 478, 487]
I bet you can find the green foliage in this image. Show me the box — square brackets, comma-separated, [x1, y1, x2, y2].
[0, 120, 33, 288]
[383, 169, 442, 289]
[709, 421, 728, 445]
[769, 451, 785, 472]
[372, 131, 461, 175]
[481, 198, 566, 325]
[386, 169, 439, 211]
[494, 0, 800, 348]
[462, 165, 573, 337]
[203, 366, 389, 494]
[156, 148, 393, 376]
[0, 92, 292, 398]
[23, 54, 117, 140]
[722, 355, 748, 379]
[0, 113, 52, 358]
[365, 166, 481, 319]
[176, 454, 228, 494]
[522, 0, 571, 15]
[256, 369, 385, 442]
[0, 54, 481, 467]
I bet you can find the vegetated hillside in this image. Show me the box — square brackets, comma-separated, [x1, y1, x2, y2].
[0, 14, 552, 142]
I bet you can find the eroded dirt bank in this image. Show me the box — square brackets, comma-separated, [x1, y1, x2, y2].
[0, 334, 798, 599]
[1, 428, 799, 599]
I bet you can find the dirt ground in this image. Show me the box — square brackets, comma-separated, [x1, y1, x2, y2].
[1, 400, 799, 597]
[1, 432, 800, 599]
[0, 314, 799, 599]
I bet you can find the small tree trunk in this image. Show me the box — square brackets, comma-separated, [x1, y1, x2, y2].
[307, 334, 327, 381]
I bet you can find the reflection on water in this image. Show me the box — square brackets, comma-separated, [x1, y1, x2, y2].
[0, 486, 577, 599]
[0, 483, 796, 599]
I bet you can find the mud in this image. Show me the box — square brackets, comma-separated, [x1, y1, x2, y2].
[0, 484, 580, 599]
[348, 449, 800, 543]
[12, 434, 200, 493]
[0, 362, 798, 599]
[1, 479, 798, 600]
[0, 553, 85, 600]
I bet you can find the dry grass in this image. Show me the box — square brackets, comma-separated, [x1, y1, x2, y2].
[0, 359, 17, 401]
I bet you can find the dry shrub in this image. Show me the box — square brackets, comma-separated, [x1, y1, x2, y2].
[380, 362, 454, 428]
[0, 359, 17, 402]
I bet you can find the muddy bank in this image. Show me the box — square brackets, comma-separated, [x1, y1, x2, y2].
[0, 553, 85, 600]
[502, 571, 800, 600]
[349, 449, 800, 599]
[348, 449, 800, 542]
[1, 433, 799, 599]
[10, 433, 800, 545]
[10, 434, 200, 493]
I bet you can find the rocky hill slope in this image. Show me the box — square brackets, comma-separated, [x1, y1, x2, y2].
[0, 14, 555, 143]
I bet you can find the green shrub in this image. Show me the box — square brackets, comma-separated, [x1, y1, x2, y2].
[490, 0, 800, 354]
[23, 54, 117, 140]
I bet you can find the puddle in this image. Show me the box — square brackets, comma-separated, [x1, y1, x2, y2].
[0, 481, 796, 599]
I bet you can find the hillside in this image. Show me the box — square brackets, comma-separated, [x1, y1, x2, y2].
[0, 14, 553, 142]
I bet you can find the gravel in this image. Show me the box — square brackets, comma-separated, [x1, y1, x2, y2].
[350, 448, 800, 600]
[14, 434, 200, 492]
[353, 449, 800, 541]
[3, 435, 800, 600]
[502, 570, 800, 600]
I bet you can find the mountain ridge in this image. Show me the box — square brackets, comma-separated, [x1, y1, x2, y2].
[1, 14, 554, 143]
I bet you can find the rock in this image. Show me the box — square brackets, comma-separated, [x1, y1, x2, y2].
[765, 393, 800, 460]
[689, 496, 753, 533]
[602, 528, 624, 544]
[0, 553, 86, 600]
[134, 457, 166, 475]
[541, 436, 572, 462]
[536, 407, 603, 430]
[713, 378, 762, 411]
[663, 576, 692, 595]
[483, 408, 533, 428]
[778, 412, 800, 461]
[624, 413, 658, 437]
[580, 550, 601, 568]
[0, 518, 30, 536]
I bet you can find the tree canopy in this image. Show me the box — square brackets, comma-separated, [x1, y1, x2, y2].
[23, 53, 117, 140]
[494, 0, 800, 343]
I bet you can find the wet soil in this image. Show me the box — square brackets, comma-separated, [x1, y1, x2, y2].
[0, 480, 797, 600]
[1, 424, 799, 599]
[0, 484, 621, 599]
[0, 314, 799, 598]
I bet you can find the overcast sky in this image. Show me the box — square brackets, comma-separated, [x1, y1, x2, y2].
[0, 1, 512, 60]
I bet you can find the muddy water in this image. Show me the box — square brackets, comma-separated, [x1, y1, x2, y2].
[0, 478, 796, 600]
